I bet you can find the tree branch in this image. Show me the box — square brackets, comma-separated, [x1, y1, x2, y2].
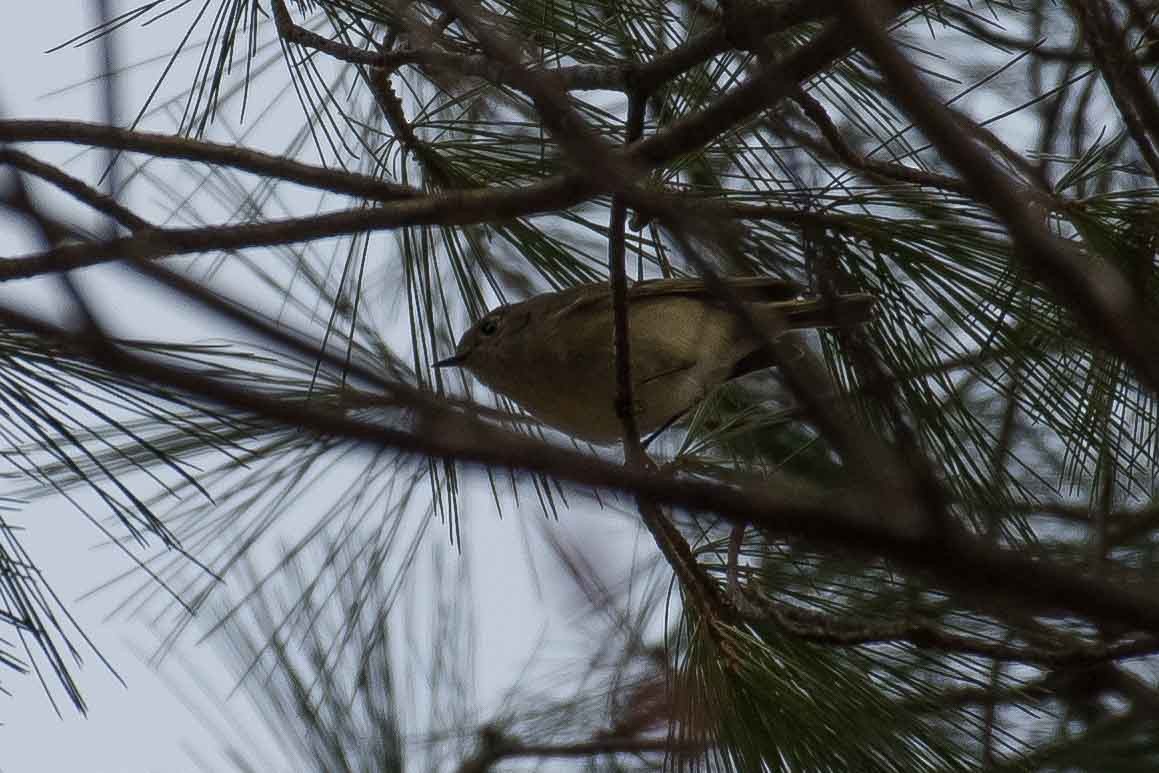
[0, 120, 421, 202]
[0, 174, 596, 280]
[742, 592, 1159, 667]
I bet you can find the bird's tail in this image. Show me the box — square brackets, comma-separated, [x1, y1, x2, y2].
[729, 293, 876, 379]
[776, 292, 876, 330]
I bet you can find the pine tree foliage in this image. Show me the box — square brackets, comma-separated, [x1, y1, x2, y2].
[5, 0, 1159, 769]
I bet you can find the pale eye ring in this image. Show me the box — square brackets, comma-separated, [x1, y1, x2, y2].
[479, 318, 499, 336]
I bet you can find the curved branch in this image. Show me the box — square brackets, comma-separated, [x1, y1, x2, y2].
[0, 120, 421, 203]
[0, 174, 596, 280]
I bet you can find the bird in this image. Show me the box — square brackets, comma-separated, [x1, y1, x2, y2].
[436, 277, 874, 444]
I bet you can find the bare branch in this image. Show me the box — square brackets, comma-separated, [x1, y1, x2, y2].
[0, 120, 421, 202]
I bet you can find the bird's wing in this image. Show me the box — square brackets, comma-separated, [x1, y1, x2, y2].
[629, 277, 803, 303]
[541, 288, 705, 382]
[541, 283, 610, 323]
[541, 277, 805, 323]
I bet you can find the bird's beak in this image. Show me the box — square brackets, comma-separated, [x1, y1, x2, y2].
[434, 353, 465, 368]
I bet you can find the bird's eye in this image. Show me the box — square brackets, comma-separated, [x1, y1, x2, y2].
[479, 318, 500, 336]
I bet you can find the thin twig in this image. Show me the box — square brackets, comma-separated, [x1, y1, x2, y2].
[0, 120, 421, 202]
[740, 591, 1159, 666]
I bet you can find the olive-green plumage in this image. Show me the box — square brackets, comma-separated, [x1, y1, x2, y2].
[438, 278, 874, 443]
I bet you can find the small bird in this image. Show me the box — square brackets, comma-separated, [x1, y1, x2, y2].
[436, 278, 874, 444]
